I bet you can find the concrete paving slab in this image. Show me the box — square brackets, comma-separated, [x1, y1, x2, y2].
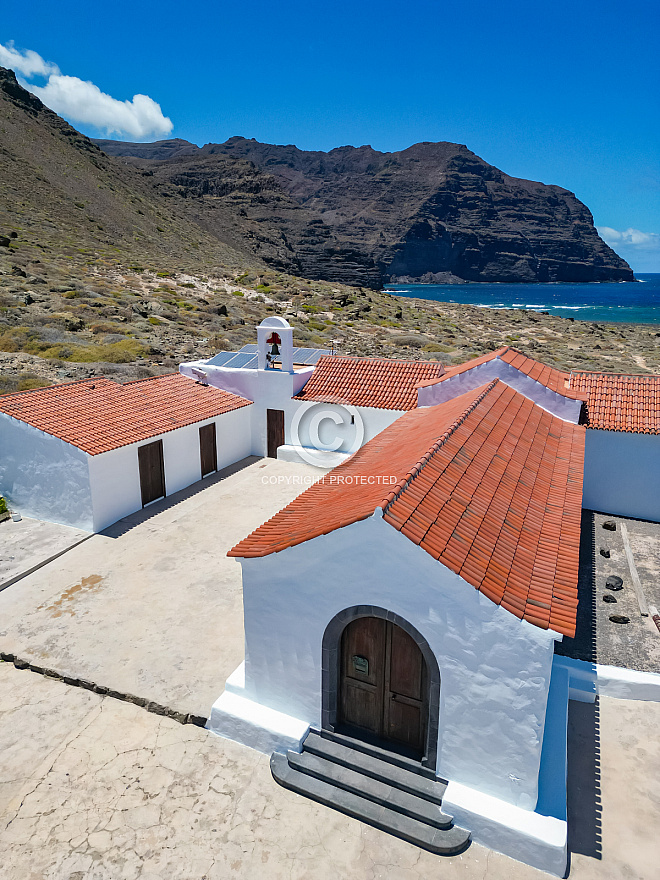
[0, 457, 322, 719]
[0, 516, 89, 591]
[0, 664, 657, 880]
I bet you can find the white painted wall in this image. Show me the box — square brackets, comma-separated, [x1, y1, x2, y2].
[88, 442, 142, 533]
[88, 406, 254, 532]
[417, 358, 583, 423]
[582, 429, 660, 522]
[281, 400, 403, 460]
[0, 413, 94, 530]
[237, 514, 558, 810]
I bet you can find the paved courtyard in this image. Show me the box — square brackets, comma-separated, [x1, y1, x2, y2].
[0, 457, 322, 719]
[0, 457, 659, 878]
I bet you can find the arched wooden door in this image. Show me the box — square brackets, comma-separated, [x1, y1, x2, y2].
[339, 616, 427, 756]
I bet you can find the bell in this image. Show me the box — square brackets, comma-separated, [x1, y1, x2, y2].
[270, 342, 280, 357]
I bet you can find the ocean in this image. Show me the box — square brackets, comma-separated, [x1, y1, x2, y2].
[385, 273, 660, 324]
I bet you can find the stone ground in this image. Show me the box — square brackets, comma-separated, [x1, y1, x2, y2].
[0, 457, 322, 719]
[0, 458, 659, 878]
[0, 517, 89, 590]
[557, 510, 660, 672]
[0, 663, 658, 880]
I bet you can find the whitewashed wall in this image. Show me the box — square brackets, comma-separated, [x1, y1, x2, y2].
[238, 514, 558, 809]
[0, 413, 94, 530]
[88, 406, 254, 532]
[583, 429, 660, 522]
[418, 359, 582, 423]
[281, 400, 403, 456]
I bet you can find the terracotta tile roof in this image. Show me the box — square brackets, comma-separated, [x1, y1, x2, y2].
[431, 347, 587, 401]
[294, 355, 444, 410]
[570, 371, 660, 433]
[0, 373, 252, 455]
[230, 380, 585, 637]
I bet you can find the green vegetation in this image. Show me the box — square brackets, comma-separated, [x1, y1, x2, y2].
[148, 316, 162, 325]
[0, 496, 8, 515]
[0, 327, 147, 363]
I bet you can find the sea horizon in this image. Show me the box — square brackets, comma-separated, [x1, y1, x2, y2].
[385, 273, 660, 324]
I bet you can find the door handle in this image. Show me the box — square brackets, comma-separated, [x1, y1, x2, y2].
[391, 694, 397, 701]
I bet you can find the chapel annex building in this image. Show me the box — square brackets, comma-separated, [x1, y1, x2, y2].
[1, 317, 659, 876]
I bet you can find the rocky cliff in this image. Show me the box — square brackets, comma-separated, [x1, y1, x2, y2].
[99, 136, 634, 287]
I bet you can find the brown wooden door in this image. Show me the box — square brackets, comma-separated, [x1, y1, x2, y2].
[138, 440, 165, 507]
[267, 409, 285, 458]
[199, 423, 217, 477]
[339, 617, 427, 755]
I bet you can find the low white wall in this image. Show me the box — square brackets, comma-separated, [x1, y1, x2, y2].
[88, 406, 253, 532]
[237, 514, 558, 810]
[582, 429, 660, 522]
[282, 400, 403, 461]
[179, 360, 312, 403]
[0, 413, 94, 530]
[418, 359, 582, 423]
[555, 655, 660, 702]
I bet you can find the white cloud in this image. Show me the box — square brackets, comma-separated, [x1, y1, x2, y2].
[28, 75, 173, 139]
[0, 41, 59, 78]
[1, 42, 172, 140]
[597, 226, 660, 250]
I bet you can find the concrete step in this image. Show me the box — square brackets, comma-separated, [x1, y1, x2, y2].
[271, 752, 470, 856]
[304, 731, 446, 804]
[287, 748, 453, 829]
[316, 726, 437, 779]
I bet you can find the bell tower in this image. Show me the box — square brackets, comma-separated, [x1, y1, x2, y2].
[257, 317, 294, 372]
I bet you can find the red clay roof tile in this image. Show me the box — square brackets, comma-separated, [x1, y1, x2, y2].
[0, 373, 252, 455]
[294, 355, 444, 410]
[230, 379, 585, 637]
[570, 371, 660, 434]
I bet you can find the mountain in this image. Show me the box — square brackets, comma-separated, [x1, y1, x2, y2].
[0, 65, 654, 397]
[97, 136, 634, 286]
[0, 67, 258, 276]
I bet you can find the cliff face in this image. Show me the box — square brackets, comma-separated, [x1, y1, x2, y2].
[100, 136, 633, 287]
[205, 138, 634, 284]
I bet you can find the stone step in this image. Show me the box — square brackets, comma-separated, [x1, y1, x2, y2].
[288, 748, 453, 829]
[316, 726, 437, 779]
[303, 731, 447, 806]
[271, 752, 470, 856]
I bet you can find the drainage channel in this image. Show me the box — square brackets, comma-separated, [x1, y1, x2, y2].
[0, 652, 208, 728]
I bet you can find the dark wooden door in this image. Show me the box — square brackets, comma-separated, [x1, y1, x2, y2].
[199, 423, 217, 477]
[267, 409, 285, 458]
[339, 617, 427, 754]
[138, 440, 165, 507]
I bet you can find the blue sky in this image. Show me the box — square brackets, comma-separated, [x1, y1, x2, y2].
[1, 0, 658, 270]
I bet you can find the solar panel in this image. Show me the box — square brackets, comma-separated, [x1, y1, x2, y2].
[222, 351, 257, 369]
[206, 351, 237, 367]
[300, 348, 331, 365]
[206, 344, 330, 370]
